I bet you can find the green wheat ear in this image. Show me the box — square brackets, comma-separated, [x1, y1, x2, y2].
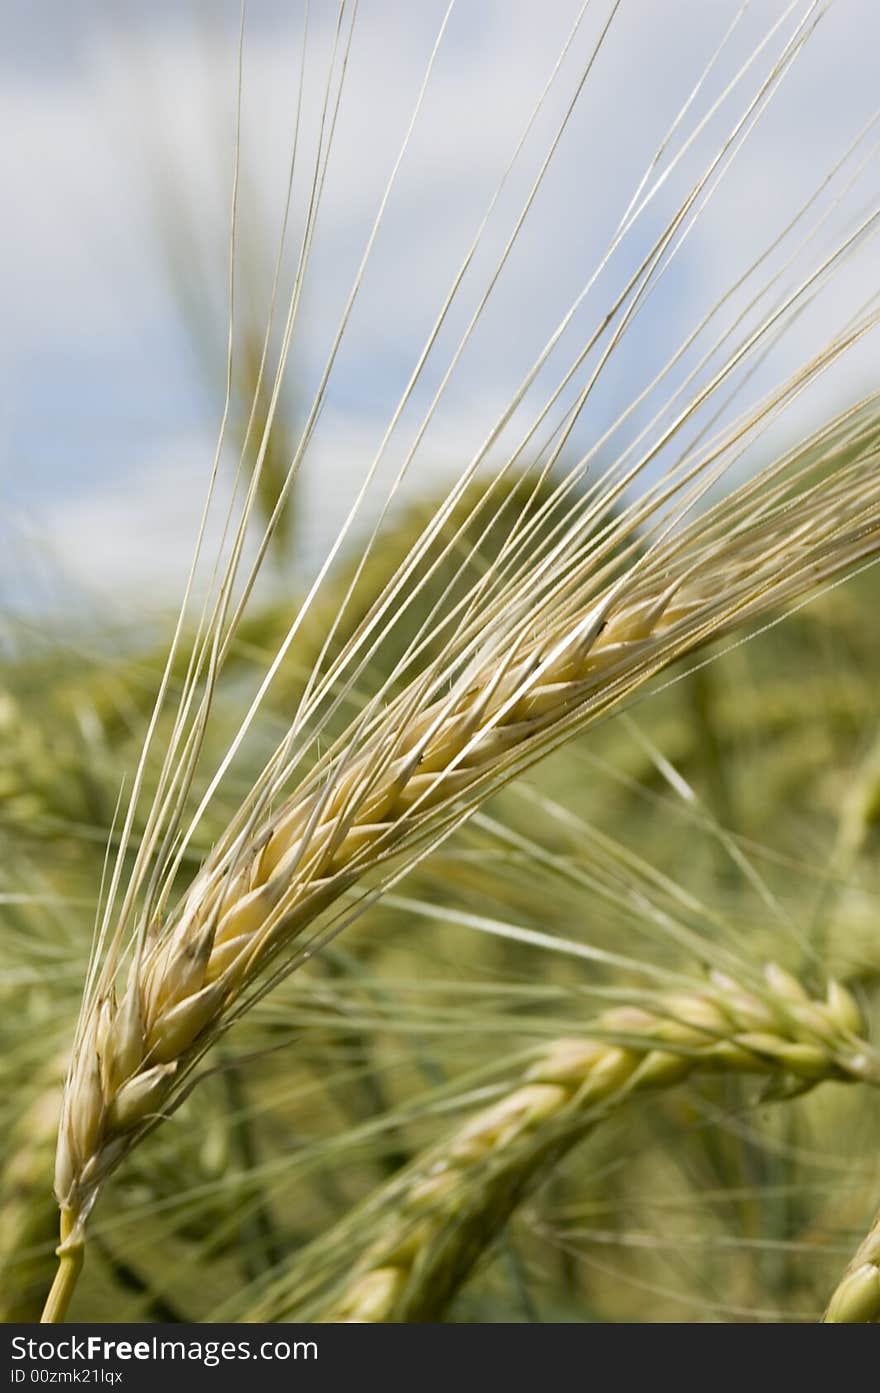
[244, 965, 877, 1322]
[27, 1, 880, 1325]
[0, 1068, 65, 1323]
[825, 1214, 880, 1322]
[48, 406, 880, 1318]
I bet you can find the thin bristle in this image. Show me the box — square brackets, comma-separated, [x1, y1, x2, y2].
[39, 1, 880, 1325]
[51, 406, 880, 1242]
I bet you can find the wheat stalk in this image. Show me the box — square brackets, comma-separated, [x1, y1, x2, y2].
[38, 2, 880, 1322]
[243, 964, 877, 1322]
[42, 403, 880, 1322]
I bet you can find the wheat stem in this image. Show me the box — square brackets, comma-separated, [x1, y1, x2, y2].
[247, 966, 878, 1322]
[46, 408, 880, 1302]
[40, 1209, 83, 1325]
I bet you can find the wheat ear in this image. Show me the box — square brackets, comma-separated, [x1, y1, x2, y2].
[824, 1212, 880, 1323]
[0, 1065, 65, 1323]
[245, 965, 877, 1323]
[46, 414, 880, 1323]
[819, 752, 880, 1326]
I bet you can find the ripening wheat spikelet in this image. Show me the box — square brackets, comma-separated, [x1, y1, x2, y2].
[38, 1, 880, 1320]
[248, 963, 878, 1322]
[43, 406, 880, 1318]
[825, 1211, 880, 1321]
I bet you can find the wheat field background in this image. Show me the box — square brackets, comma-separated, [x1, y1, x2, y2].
[3, 0, 880, 1325]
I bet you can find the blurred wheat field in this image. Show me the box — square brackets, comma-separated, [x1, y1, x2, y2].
[3, 1, 880, 1325]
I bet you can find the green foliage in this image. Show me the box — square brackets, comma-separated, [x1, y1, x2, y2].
[2, 491, 880, 1323]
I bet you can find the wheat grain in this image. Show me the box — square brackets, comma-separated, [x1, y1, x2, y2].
[43, 403, 880, 1324]
[37, 0, 880, 1321]
[824, 1211, 880, 1322]
[246, 964, 877, 1322]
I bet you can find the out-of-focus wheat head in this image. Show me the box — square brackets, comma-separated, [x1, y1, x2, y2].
[0, 1066, 65, 1323]
[53, 409, 880, 1250]
[248, 964, 878, 1322]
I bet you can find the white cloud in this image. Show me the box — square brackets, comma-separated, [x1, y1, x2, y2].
[2, 1, 879, 611]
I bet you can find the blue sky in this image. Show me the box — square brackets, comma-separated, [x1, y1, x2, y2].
[2, 1, 879, 621]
